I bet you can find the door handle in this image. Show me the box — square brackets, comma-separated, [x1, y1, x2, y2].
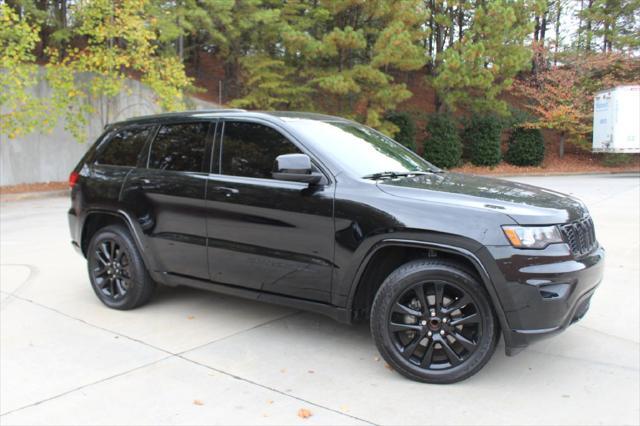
[138, 178, 155, 190]
[212, 186, 240, 197]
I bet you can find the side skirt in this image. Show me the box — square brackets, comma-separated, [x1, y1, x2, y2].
[160, 272, 350, 323]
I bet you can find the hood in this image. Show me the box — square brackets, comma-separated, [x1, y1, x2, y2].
[376, 172, 588, 225]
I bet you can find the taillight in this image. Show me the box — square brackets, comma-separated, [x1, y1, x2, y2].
[69, 171, 80, 188]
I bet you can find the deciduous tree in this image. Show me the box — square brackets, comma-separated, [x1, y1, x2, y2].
[0, 4, 44, 139]
[513, 50, 639, 157]
[1, 0, 194, 141]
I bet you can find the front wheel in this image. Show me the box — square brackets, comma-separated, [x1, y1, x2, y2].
[370, 259, 499, 384]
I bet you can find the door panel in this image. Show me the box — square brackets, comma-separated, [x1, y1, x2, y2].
[120, 121, 212, 279]
[206, 121, 335, 302]
[85, 125, 153, 209]
[122, 169, 209, 278]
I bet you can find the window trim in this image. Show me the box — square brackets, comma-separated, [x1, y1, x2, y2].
[93, 124, 155, 168]
[216, 118, 332, 185]
[145, 120, 214, 174]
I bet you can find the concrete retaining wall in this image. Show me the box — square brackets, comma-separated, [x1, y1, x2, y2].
[1, 70, 217, 186]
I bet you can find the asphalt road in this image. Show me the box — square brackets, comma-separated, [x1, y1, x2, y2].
[1, 174, 639, 426]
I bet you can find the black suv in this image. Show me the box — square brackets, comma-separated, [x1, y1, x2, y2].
[68, 110, 604, 383]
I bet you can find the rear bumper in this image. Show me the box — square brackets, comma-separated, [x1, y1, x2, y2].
[68, 208, 83, 255]
[483, 243, 605, 355]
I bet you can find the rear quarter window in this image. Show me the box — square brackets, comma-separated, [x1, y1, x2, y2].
[96, 126, 152, 167]
[147, 122, 209, 172]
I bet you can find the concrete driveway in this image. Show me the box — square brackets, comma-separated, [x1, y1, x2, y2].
[1, 174, 639, 426]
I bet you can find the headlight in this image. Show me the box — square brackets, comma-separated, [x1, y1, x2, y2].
[502, 225, 563, 249]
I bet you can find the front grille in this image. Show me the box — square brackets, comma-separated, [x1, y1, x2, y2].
[559, 216, 597, 256]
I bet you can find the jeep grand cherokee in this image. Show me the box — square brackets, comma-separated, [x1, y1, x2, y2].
[68, 110, 604, 383]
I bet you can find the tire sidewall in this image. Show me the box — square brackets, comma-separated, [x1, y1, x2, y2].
[371, 261, 498, 384]
[87, 225, 147, 310]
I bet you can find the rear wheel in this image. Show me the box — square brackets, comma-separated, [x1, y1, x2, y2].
[87, 225, 155, 310]
[370, 259, 498, 383]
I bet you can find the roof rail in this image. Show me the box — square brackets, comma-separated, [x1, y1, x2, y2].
[107, 108, 249, 127]
[188, 108, 247, 114]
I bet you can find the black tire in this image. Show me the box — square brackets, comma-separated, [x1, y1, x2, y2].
[87, 224, 155, 310]
[370, 259, 499, 384]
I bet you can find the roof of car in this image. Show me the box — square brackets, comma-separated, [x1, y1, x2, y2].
[110, 109, 350, 127]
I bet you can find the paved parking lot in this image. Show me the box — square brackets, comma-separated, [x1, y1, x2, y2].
[1, 174, 639, 425]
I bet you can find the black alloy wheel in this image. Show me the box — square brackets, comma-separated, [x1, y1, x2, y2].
[388, 280, 482, 370]
[92, 238, 132, 301]
[371, 259, 499, 384]
[87, 225, 155, 310]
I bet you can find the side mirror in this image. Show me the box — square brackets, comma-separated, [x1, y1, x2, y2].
[273, 154, 322, 184]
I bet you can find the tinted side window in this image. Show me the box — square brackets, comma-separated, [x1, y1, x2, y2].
[148, 122, 209, 172]
[96, 126, 151, 167]
[221, 121, 301, 179]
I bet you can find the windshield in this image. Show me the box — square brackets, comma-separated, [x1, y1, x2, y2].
[286, 119, 438, 177]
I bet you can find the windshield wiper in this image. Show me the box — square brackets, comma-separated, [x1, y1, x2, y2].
[362, 170, 439, 180]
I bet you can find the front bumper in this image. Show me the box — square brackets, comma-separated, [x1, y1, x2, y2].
[482, 243, 605, 355]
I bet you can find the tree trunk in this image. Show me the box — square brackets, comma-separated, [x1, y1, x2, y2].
[554, 0, 561, 65]
[427, 0, 434, 70]
[435, 93, 445, 113]
[457, 5, 464, 42]
[585, 0, 594, 51]
[578, 0, 584, 48]
[448, 6, 454, 46]
[559, 133, 565, 158]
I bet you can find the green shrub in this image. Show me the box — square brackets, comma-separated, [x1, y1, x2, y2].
[500, 106, 537, 129]
[601, 153, 634, 167]
[505, 128, 545, 166]
[464, 115, 503, 166]
[423, 113, 462, 169]
[385, 111, 416, 150]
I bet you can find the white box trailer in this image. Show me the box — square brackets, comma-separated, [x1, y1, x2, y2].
[592, 85, 640, 153]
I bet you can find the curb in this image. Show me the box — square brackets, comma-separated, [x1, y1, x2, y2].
[462, 171, 640, 178]
[0, 190, 69, 203]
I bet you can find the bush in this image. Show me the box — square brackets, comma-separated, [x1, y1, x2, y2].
[463, 115, 503, 166]
[385, 111, 416, 150]
[505, 128, 545, 166]
[423, 113, 462, 169]
[601, 153, 634, 167]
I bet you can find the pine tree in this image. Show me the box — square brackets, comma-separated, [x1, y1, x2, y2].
[230, 0, 427, 134]
[578, 0, 640, 53]
[431, 0, 542, 115]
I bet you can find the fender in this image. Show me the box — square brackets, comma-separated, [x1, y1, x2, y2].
[345, 238, 513, 351]
[80, 208, 161, 278]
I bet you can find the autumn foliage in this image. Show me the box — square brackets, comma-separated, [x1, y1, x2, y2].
[513, 48, 640, 156]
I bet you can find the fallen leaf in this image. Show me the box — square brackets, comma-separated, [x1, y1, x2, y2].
[297, 408, 312, 419]
[193, 399, 204, 406]
[280, 368, 287, 373]
[340, 405, 349, 412]
[187, 315, 195, 320]
[374, 356, 380, 362]
[307, 370, 315, 374]
[384, 363, 393, 370]
[262, 413, 269, 417]
[267, 400, 274, 404]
